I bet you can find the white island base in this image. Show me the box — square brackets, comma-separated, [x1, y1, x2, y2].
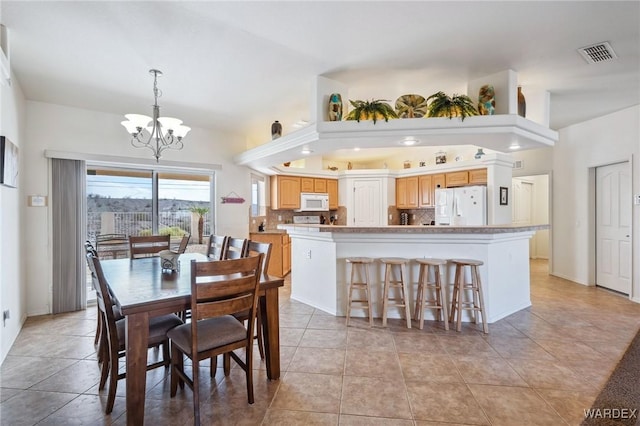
[281, 225, 544, 324]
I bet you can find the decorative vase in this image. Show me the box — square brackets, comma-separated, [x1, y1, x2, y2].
[435, 151, 447, 164]
[403, 160, 411, 169]
[328, 93, 343, 121]
[347, 162, 352, 170]
[271, 120, 282, 139]
[478, 84, 495, 115]
[474, 148, 486, 159]
[517, 87, 526, 118]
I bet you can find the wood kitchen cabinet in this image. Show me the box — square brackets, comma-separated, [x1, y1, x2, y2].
[419, 175, 433, 207]
[468, 168, 488, 185]
[301, 177, 328, 193]
[249, 232, 291, 277]
[396, 176, 419, 208]
[432, 173, 445, 192]
[327, 179, 338, 209]
[445, 171, 469, 187]
[301, 177, 314, 193]
[271, 175, 301, 210]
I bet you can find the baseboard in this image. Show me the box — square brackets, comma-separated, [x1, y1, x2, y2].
[549, 272, 589, 286]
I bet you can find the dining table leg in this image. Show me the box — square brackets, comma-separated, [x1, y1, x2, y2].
[125, 311, 149, 426]
[260, 288, 280, 380]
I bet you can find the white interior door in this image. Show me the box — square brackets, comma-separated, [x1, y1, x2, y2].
[596, 162, 632, 294]
[512, 178, 535, 256]
[353, 179, 381, 226]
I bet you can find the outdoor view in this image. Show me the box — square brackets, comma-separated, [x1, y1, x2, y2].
[86, 167, 213, 246]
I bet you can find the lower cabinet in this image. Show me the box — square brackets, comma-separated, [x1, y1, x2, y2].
[249, 232, 291, 277]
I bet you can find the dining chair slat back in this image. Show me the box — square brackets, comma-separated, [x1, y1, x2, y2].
[224, 237, 249, 260]
[207, 235, 228, 260]
[95, 233, 129, 259]
[176, 233, 191, 254]
[129, 235, 171, 259]
[247, 241, 272, 280]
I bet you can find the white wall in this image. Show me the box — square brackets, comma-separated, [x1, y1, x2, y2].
[23, 101, 252, 316]
[0, 74, 27, 364]
[553, 105, 640, 302]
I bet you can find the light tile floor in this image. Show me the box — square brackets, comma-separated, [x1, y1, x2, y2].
[2, 260, 640, 425]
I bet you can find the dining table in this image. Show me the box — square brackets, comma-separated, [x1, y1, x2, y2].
[100, 252, 284, 426]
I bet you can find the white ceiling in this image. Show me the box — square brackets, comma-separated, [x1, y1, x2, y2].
[2, 1, 639, 163]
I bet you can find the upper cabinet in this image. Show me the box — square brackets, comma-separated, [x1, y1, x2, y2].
[301, 177, 329, 193]
[396, 176, 419, 209]
[468, 168, 488, 185]
[327, 179, 338, 210]
[272, 175, 338, 210]
[271, 175, 301, 210]
[396, 168, 488, 208]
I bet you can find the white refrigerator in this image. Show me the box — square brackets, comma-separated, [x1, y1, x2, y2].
[435, 186, 487, 226]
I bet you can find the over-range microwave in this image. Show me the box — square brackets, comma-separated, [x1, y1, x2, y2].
[296, 192, 329, 212]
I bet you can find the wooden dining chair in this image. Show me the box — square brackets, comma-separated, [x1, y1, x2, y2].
[223, 237, 249, 260]
[207, 234, 228, 260]
[243, 240, 273, 359]
[95, 233, 129, 259]
[128, 234, 171, 259]
[86, 252, 183, 414]
[168, 255, 263, 426]
[176, 233, 191, 254]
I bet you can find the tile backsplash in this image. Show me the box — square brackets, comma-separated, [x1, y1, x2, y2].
[251, 206, 430, 230]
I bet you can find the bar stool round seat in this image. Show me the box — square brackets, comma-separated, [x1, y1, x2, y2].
[345, 257, 375, 326]
[448, 258, 488, 333]
[413, 258, 449, 330]
[379, 257, 411, 328]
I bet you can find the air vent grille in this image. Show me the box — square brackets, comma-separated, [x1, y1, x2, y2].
[578, 42, 617, 64]
[513, 160, 524, 170]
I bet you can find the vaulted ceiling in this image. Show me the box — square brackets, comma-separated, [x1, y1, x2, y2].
[2, 1, 639, 160]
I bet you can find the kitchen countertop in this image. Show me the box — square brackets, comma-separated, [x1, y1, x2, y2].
[250, 230, 288, 234]
[278, 224, 548, 234]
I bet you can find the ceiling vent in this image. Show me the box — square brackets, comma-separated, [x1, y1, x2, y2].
[578, 42, 617, 64]
[513, 160, 524, 170]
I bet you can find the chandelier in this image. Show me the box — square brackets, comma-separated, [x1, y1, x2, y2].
[121, 69, 190, 162]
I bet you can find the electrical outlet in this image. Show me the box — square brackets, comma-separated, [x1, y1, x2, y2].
[634, 194, 640, 205]
[278, 215, 282, 221]
[3, 309, 9, 326]
[389, 214, 392, 220]
[305, 250, 312, 259]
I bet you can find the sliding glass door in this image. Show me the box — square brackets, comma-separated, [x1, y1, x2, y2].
[87, 166, 214, 242]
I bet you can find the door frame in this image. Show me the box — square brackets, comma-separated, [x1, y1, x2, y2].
[511, 172, 553, 272]
[588, 157, 634, 299]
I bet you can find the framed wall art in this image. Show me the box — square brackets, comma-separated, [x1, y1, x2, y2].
[499, 186, 508, 205]
[0, 136, 18, 188]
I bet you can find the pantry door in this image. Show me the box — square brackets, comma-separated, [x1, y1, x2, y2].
[596, 162, 631, 294]
[353, 179, 381, 226]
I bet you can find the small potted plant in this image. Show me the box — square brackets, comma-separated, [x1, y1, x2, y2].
[426, 92, 479, 121]
[345, 99, 398, 124]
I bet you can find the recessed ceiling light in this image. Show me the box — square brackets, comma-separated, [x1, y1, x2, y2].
[301, 148, 313, 155]
[401, 139, 418, 146]
[354, 147, 360, 151]
[509, 144, 521, 150]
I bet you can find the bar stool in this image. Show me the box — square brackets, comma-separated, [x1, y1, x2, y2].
[413, 258, 449, 330]
[380, 257, 412, 328]
[345, 257, 374, 326]
[449, 259, 488, 333]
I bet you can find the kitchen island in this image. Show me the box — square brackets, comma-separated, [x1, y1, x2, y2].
[278, 224, 548, 323]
